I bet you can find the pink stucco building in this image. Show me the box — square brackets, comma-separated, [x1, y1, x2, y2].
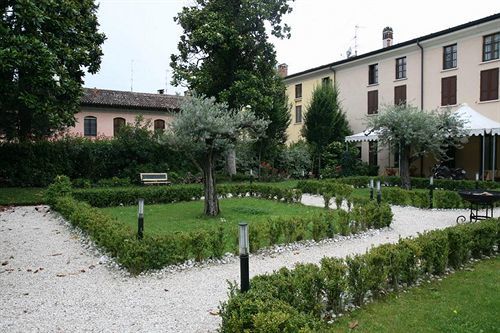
[69, 88, 182, 138]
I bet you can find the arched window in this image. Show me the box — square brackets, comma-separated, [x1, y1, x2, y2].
[154, 119, 165, 132]
[84, 116, 97, 137]
[113, 117, 126, 136]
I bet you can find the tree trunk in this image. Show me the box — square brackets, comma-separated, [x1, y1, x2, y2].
[400, 145, 411, 190]
[203, 152, 219, 216]
[226, 148, 236, 176]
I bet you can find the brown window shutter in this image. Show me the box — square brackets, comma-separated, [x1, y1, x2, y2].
[491, 68, 499, 100]
[481, 68, 499, 101]
[394, 85, 406, 105]
[367, 90, 378, 114]
[441, 76, 457, 106]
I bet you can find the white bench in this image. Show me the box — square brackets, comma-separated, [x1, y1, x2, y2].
[140, 173, 171, 185]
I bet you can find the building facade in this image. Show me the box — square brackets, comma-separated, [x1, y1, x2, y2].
[283, 13, 500, 179]
[69, 88, 182, 138]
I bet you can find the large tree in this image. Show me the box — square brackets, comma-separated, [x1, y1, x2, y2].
[166, 95, 268, 216]
[301, 82, 351, 177]
[170, 0, 293, 168]
[0, 0, 105, 141]
[366, 104, 467, 189]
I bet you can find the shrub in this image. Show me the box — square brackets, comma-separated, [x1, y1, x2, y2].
[45, 175, 73, 205]
[447, 225, 471, 269]
[320, 257, 347, 313]
[346, 254, 371, 306]
[417, 230, 450, 275]
[210, 221, 225, 258]
[433, 190, 466, 209]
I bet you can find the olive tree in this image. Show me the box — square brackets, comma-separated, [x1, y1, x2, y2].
[366, 104, 466, 189]
[166, 95, 269, 216]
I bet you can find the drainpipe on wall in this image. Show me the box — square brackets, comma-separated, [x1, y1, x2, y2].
[417, 39, 425, 177]
[417, 40, 424, 110]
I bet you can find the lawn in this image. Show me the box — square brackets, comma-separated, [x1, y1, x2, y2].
[0, 187, 46, 205]
[329, 256, 500, 333]
[101, 197, 324, 235]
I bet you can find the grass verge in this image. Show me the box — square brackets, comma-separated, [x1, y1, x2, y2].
[0, 187, 45, 205]
[329, 256, 500, 333]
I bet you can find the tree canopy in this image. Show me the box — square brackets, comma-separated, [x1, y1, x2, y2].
[366, 104, 467, 189]
[170, 0, 293, 160]
[166, 95, 269, 216]
[0, 0, 105, 141]
[301, 82, 351, 176]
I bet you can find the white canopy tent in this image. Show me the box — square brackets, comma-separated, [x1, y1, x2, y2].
[454, 103, 500, 180]
[343, 103, 500, 180]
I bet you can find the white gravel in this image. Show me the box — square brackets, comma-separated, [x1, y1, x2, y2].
[1, 196, 498, 333]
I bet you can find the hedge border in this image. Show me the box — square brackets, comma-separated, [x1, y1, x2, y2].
[218, 218, 499, 332]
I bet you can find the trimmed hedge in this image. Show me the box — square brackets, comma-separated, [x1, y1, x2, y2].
[298, 180, 474, 209]
[72, 184, 304, 208]
[299, 176, 499, 191]
[0, 137, 193, 187]
[219, 218, 499, 332]
[54, 194, 393, 273]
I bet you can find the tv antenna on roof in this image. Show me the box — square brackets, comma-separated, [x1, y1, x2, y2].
[353, 24, 366, 57]
[130, 59, 134, 92]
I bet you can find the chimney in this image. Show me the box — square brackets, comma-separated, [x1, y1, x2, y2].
[383, 27, 393, 48]
[157, 89, 165, 94]
[277, 63, 288, 78]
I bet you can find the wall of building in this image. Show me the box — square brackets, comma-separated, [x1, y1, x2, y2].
[69, 106, 175, 137]
[285, 68, 334, 143]
[284, 17, 499, 177]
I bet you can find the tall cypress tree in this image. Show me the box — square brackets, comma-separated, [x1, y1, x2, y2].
[301, 82, 351, 176]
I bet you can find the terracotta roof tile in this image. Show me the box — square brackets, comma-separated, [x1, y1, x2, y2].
[81, 88, 182, 111]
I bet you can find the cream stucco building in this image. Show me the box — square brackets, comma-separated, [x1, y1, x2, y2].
[283, 13, 500, 179]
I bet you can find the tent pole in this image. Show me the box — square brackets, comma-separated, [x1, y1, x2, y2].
[493, 134, 496, 182]
[481, 134, 485, 181]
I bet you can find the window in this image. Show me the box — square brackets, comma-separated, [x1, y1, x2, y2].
[295, 105, 302, 123]
[295, 84, 302, 99]
[483, 32, 500, 62]
[154, 119, 166, 132]
[367, 90, 378, 114]
[84, 116, 97, 137]
[395, 57, 407, 79]
[441, 76, 457, 106]
[368, 141, 378, 166]
[443, 44, 457, 69]
[113, 117, 125, 136]
[480, 68, 499, 101]
[368, 64, 378, 84]
[394, 85, 407, 105]
[322, 77, 331, 86]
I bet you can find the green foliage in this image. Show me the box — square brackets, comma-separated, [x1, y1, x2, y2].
[320, 257, 347, 313]
[301, 83, 351, 175]
[171, 0, 293, 159]
[219, 218, 499, 332]
[433, 190, 466, 209]
[0, 133, 192, 187]
[0, 0, 105, 140]
[322, 142, 376, 178]
[45, 175, 72, 205]
[366, 104, 467, 189]
[165, 95, 269, 216]
[276, 140, 313, 178]
[210, 221, 226, 258]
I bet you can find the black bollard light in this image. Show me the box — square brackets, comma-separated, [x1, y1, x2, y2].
[239, 222, 250, 292]
[369, 179, 374, 200]
[376, 180, 381, 204]
[429, 176, 434, 209]
[137, 198, 144, 240]
[249, 169, 254, 185]
[475, 172, 479, 189]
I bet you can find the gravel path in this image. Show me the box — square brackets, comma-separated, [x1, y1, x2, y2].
[1, 197, 498, 332]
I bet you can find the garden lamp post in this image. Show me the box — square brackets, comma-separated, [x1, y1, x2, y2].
[376, 181, 381, 204]
[239, 222, 250, 292]
[137, 198, 144, 240]
[429, 176, 434, 209]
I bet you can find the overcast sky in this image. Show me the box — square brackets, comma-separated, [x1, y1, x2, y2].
[84, 0, 500, 95]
